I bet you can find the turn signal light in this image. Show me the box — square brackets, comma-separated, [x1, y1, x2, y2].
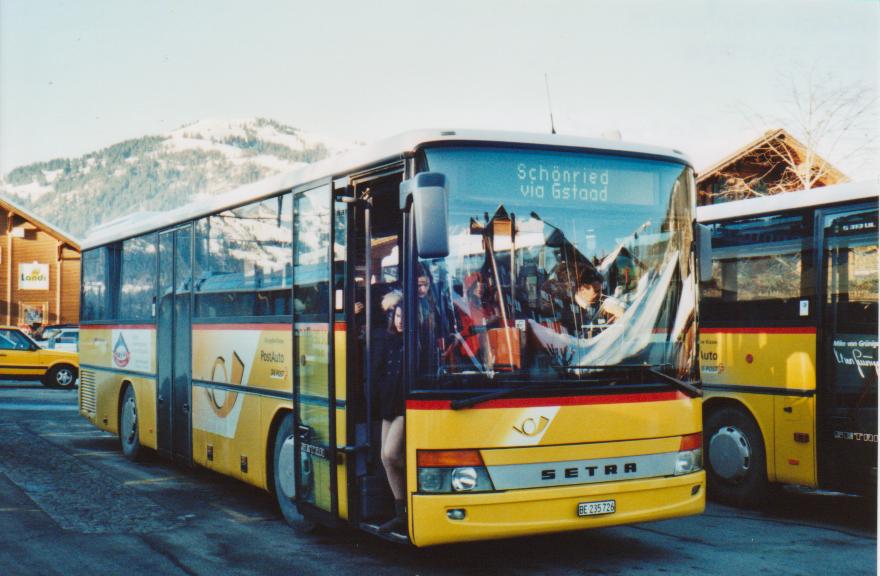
[679, 432, 702, 451]
[417, 449, 483, 467]
[675, 433, 703, 476]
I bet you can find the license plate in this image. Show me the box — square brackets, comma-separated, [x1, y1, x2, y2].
[577, 500, 616, 517]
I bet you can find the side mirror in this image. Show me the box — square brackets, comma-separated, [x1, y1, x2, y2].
[695, 223, 713, 283]
[401, 172, 449, 259]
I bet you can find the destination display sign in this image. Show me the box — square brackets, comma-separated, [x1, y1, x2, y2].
[515, 158, 659, 206]
[425, 146, 679, 209]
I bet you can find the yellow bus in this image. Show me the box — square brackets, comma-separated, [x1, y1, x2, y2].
[79, 130, 705, 546]
[698, 181, 878, 506]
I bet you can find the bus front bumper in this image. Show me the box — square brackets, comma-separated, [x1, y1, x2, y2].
[409, 471, 705, 547]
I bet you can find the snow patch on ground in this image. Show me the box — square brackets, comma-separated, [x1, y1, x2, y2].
[43, 169, 63, 184]
[3, 181, 53, 200]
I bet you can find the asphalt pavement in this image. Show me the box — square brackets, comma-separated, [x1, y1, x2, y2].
[0, 380, 875, 576]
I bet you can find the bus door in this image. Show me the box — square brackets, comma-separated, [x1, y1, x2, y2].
[346, 173, 404, 524]
[816, 204, 878, 493]
[292, 183, 338, 518]
[156, 224, 194, 463]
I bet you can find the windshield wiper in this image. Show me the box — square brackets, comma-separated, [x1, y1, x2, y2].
[449, 366, 700, 410]
[450, 372, 624, 410]
[451, 382, 550, 410]
[560, 364, 701, 398]
[645, 367, 701, 398]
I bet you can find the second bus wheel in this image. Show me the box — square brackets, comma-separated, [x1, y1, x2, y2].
[119, 385, 143, 461]
[272, 413, 317, 533]
[705, 406, 769, 507]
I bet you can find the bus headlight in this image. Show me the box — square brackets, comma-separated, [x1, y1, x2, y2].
[418, 468, 445, 492]
[417, 450, 496, 493]
[451, 467, 478, 491]
[674, 433, 703, 476]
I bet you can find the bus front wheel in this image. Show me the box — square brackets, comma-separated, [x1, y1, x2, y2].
[273, 413, 316, 532]
[705, 407, 769, 507]
[119, 385, 142, 461]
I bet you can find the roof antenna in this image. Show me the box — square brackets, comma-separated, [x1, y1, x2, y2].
[544, 73, 557, 134]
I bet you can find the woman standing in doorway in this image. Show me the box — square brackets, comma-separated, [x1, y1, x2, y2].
[375, 293, 406, 533]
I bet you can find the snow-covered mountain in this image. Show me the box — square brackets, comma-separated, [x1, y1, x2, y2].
[1, 118, 350, 238]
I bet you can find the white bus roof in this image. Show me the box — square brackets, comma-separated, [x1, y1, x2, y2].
[697, 180, 878, 223]
[83, 129, 692, 250]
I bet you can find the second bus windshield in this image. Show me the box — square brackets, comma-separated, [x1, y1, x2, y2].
[415, 146, 696, 389]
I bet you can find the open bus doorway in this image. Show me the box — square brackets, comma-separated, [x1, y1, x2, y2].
[347, 173, 407, 535]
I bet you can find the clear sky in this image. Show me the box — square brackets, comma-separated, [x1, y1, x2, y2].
[1, 0, 878, 178]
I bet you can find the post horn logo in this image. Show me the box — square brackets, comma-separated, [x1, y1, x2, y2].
[208, 351, 244, 417]
[513, 415, 550, 437]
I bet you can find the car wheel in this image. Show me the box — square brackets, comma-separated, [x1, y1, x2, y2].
[119, 385, 142, 461]
[273, 413, 317, 532]
[705, 406, 769, 507]
[45, 364, 77, 389]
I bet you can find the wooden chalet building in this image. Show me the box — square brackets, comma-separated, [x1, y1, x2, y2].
[696, 128, 848, 206]
[0, 195, 81, 331]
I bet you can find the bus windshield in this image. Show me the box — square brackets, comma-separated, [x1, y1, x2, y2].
[415, 146, 696, 391]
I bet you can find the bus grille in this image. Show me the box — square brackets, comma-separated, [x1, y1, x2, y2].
[79, 369, 96, 416]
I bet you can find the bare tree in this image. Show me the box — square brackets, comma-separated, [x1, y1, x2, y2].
[777, 66, 875, 186]
[705, 65, 877, 203]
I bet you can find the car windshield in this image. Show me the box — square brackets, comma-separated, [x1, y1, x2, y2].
[414, 146, 697, 391]
[0, 329, 34, 350]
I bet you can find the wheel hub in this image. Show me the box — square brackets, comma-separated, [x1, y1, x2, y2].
[124, 398, 138, 444]
[57, 369, 73, 386]
[278, 435, 296, 499]
[709, 425, 752, 482]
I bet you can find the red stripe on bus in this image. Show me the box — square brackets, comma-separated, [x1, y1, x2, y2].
[89, 322, 342, 332]
[406, 391, 685, 410]
[192, 323, 291, 331]
[291, 322, 347, 332]
[82, 324, 155, 330]
[701, 327, 816, 335]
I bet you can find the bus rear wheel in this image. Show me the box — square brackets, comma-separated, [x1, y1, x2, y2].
[705, 406, 769, 507]
[119, 385, 142, 461]
[273, 413, 316, 532]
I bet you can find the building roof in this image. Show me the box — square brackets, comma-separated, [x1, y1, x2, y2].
[83, 128, 694, 249]
[696, 128, 848, 184]
[0, 194, 80, 249]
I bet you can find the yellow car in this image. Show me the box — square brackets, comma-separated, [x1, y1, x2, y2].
[0, 326, 79, 388]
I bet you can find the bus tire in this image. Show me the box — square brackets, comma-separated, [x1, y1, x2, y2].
[44, 364, 77, 389]
[119, 385, 143, 461]
[705, 406, 769, 507]
[273, 413, 317, 533]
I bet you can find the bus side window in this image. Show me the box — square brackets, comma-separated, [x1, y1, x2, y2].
[700, 212, 812, 324]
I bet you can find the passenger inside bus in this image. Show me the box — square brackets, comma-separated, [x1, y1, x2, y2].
[416, 264, 448, 376]
[451, 271, 500, 366]
[567, 271, 625, 337]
